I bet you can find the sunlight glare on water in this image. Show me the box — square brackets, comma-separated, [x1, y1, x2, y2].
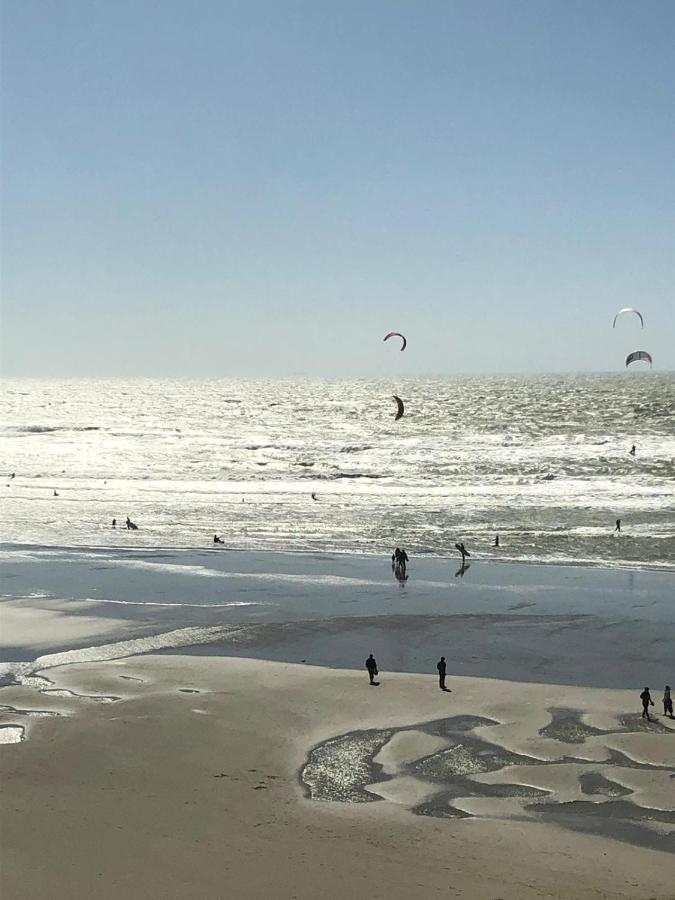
[1, 375, 673, 568]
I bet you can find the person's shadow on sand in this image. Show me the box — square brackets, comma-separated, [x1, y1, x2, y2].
[369, 681, 380, 686]
[455, 562, 471, 578]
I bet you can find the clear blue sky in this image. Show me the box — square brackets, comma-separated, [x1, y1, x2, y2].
[1, 0, 673, 376]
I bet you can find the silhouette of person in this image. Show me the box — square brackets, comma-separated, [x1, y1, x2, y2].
[112, 518, 116, 528]
[615, 519, 621, 532]
[629, 445, 636, 456]
[399, 548, 409, 568]
[437, 656, 447, 690]
[494, 535, 500, 547]
[126, 517, 138, 530]
[53, 490, 59, 496]
[213, 534, 224, 544]
[663, 686, 673, 718]
[640, 687, 654, 720]
[455, 542, 470, 562]
[365, 654, 378, 685]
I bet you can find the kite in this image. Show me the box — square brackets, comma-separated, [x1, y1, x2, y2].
[384, 332, 407, 351]
[625, 351, 653, 368]
[613, 308, 644, 329]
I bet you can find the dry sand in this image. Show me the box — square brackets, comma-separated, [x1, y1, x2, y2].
[1, 655, 674, 900]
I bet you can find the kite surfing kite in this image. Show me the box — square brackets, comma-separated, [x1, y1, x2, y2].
[384, 332, 407, 351]
[625, 351, 653, 369]
[392, 395, 405, 421]
[613, 308, 644, 329]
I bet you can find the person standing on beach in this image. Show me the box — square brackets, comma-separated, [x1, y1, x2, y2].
[640, 687, 654, 720]
[455, 542, 470, 562]
[615, 519, 621, 532]
[663, 686, 673, 718]
[365, 654, 378, 685]
[437, 656, 448, 690]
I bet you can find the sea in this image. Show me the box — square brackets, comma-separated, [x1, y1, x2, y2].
[1, 374, 674, 570]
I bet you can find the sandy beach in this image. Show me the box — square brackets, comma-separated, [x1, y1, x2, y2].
[1, 654, 674, 900]
[1, 551, 674, 899]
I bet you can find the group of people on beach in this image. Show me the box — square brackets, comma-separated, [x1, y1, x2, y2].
[366, 659, 674, 719]
[640, 686, 673, 720]
[365, 654, 448, 692]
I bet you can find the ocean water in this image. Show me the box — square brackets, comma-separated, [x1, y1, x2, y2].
[1, 375, 674, 569]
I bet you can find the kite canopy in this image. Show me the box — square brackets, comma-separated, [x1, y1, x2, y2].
[625, 351, 653, 368]
[392, 395, 405, 421]
[613, 308, 644, 329]
[384, 332, 407, 351]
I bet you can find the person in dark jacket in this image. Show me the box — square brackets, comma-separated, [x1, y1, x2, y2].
[437, 656, 448, 691]
[640, 687, 654, 720]
[663, 686, 673, 718]
[365, 654, 379, 685]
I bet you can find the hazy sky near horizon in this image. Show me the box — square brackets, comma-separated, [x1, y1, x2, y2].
[1, 1, 673, 377]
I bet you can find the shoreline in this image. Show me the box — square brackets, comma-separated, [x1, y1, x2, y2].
[3, 539, 674, 574]
[1, 547, 673, 689]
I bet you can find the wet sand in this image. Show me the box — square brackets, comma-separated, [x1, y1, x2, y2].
[1, 546, 673, 687]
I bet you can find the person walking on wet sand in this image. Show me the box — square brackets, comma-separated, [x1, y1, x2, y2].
[437, 656, 449, 691]
[455, 542, 470, 563]
[640, 687, 654, 720]
[365, 654, 378, 685]
[663, 686, 673, 718]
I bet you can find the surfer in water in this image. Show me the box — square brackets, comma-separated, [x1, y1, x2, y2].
[615, 519, 621, 533]
[213, 534, 224, 544]
[126, 517, 138, 531]
[629, 445, 636, 456]
[494, 535, 500, 547]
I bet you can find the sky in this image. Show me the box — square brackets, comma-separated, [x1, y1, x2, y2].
[1, 0, 673, 377]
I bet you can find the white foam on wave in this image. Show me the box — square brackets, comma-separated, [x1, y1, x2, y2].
[32, 624, 247, 673]
[96, 557, 392, 588]
[81, 597, 263, 608]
